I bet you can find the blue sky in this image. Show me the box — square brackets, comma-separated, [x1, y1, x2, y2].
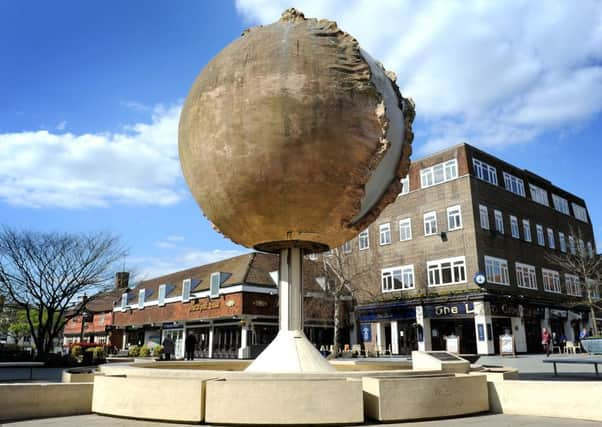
[1, 1, 601, 278]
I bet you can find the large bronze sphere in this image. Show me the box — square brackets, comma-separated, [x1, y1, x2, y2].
[179, 9, 414, 252]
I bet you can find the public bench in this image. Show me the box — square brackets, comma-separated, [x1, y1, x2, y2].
[543, 357, 602, 377]
[0, 361, 45, 380]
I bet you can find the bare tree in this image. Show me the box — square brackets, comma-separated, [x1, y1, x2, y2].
[319, 247, 381, 352]
[546, 228, 601, 336]
[0, 228, 125, 359]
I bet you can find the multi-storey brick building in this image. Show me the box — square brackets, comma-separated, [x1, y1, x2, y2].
[349, 143, 598, 355]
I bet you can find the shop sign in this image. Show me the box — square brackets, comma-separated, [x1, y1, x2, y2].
[253, 300, 269, 308]
[423, 302, 474, 318]
[190, 300, 220, 312]
[360, 324, 372, 342]
[522, 306, 545, 319]
[358, 306, 415, 322]
[550, 309, 568, 318]
[489, 302, 520, 317]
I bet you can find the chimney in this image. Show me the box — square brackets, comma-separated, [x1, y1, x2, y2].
[115, 272, 130, 289]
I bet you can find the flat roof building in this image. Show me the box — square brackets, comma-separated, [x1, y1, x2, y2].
[347, 143, 597, 355]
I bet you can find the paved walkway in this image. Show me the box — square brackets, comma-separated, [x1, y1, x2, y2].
[3, 414, 600, 426]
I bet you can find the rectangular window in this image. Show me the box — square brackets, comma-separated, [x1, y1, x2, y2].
[572, 203, 588, 222]
[447, 205, 462, 231]
[503, 172, 525, 197]
[516, 263, 537, 290]
[342, 241, 352, 254]
[473, 158, 498, 185]
[547, 228, 555, 249]
[552, 194, 570, 215]
[381, 265, 415, 292]
[542, 269, 561, 293]
[578, 239, 585, 255]
[359, 229, 369, 250]
[559, 232, 567, 253]
[529, 184, 549, 206]
[420, 159, 458, 188]
[182, 279, 191, 302]
[494, 210, 504, 234]
[210, 272, 221, 298]
[522, 219, 532, 242]
[379, 223, 391, 245]
[399, 176, 410, 195]
[427, 256, 466, 286]
[399, 218, 412, 241]
[138, 289, 146, 309]
[587, 242, 594, 258]
[158, 284, 166, 306]
[510, 215, 520, 239]
[536, 224, 545, 246]
[566, 274, 581, 297]
[479, 205, 490, 230]
[485, 256, 510, 285]
[121, 293, 128, 309]
[569, 235, 576, 255]
[424, 211, 438, 236]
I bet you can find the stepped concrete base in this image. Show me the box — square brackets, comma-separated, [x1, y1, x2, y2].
[205, 377, 363, 425]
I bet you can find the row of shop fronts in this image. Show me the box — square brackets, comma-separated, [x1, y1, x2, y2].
[356, 296, 592, 355]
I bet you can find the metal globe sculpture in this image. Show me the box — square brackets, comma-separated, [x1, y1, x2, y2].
[179, 8, 414, 253]
[179, 9, 415, 373]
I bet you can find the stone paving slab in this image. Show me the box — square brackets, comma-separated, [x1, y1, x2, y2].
[2, 414, 600, 426]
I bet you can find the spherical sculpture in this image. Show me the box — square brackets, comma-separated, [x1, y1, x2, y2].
[179, 9, 415, 252]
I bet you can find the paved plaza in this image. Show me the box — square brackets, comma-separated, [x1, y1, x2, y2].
[3, 414, 601, 427]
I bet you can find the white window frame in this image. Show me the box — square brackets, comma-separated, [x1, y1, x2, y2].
[556, 232, 565, 253]
[547, 228, 555, 249]
[503, 172, 525, 197]
[424, 211, 438, 236]
[447, 205, 462, 231]
[473, 158, 498, 185]
[529, 184, 549, 206]
[479, 204, 490, 230]
[381, 265, 415, 292]
[552, 194, 570, 215]
[578, 239, 585, 255]
[522, 219, 532, 242]
[542, 269, 561, 293]
[494, 210, 504, 234]
[536, 224, 545, 247]
[182, 278, 191, 302]
[427, 256, 467, 287]
[420, 159, 458, 188]
[399, 218, 412, 241]
[399, 176, 410, 195]
[379, 223, 391, 246]
[358, 229, 370, 251]
[485, 255, 510, 286]
[158, 284, 166, 306]
[572, 203, 588, 222]
[516, 262, 537, 290]
[587, 241, 594, 258]
[510, 215, 520, 239]
[121, 293, 128, 309]
[210, 272, 221, 298]
[342, 241, 352, 254]
[569, 235, 576, 255]
[565, 274, 581, 297]
[138, 289, 146, 309]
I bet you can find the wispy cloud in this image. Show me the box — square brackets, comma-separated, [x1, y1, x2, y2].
[56, 120, 67, 131]
[0, 104, 183, 208]
[236, 0, 602, 155]
[121, 100, 151, 112]
[131, 249, 248, 279]
[154, 235, 186, 249]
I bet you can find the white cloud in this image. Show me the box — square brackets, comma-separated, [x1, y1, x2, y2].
[0, 104, 184, 208]
[235, 0, 602, 154]
[154, 234, 186, 249]
[131, 249, 248, 279]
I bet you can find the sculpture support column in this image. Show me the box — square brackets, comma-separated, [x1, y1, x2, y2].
[245, 246, 335, 373]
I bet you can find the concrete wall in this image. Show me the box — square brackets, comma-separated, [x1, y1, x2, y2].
[488, 380, 602, 422]
[0, 383, 93, 422]
[92, 375, 205, 422]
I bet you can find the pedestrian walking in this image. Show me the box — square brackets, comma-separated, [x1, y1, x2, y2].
[162, 336, 174, 361]
[541, 328, 551, 357]
[185, 332, 197, 361]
